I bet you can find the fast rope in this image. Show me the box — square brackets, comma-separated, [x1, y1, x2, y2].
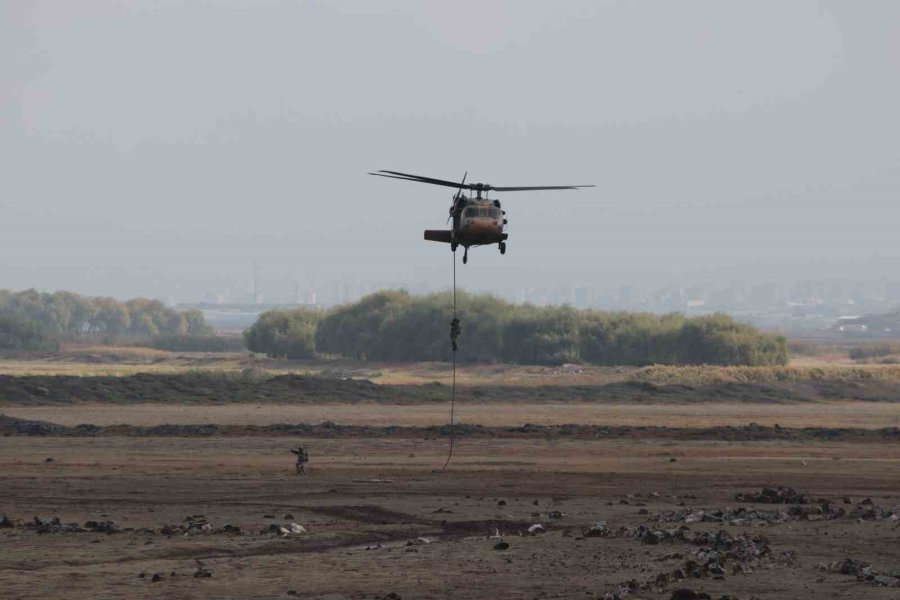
[441, 249, 458, 470]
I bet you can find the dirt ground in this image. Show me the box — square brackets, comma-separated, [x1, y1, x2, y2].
[2, 435, 900, 600]
[2, 352, 899, 598]
[5, 400, 900, 429]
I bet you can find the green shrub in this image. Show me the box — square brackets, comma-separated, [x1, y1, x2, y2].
[148, 334, 245, 353]
[0, 315, 59, 352]
[259, 290, 788, 366]
[244, 308, 323, 359]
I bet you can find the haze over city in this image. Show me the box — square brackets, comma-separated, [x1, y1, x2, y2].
[3, 1, 900, 306]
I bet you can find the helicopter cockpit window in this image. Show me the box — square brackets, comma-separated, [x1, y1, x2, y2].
[488, 208, 500, 219]
[463, 207, 480, 218]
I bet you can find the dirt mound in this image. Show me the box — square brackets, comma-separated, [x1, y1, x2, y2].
[5, 372, 900, 407]
[3, 413, 899, 441]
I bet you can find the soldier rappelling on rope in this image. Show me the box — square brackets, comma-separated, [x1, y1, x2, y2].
[450, 317, 461, 352]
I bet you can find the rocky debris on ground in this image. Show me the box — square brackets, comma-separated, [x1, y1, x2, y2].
[734, 486, 808, 504]
[493, 541, 510, 550]
[262, 522, 308, 536]
[161, 515, 215, 536]
[526, 524, 545, 535]
[653, 507, 787, 526]
[602, 529, 771, 599]
[821, 559, 900, 588]
[0, 513, 13, 528]
[548, 510, 563, 519]
[621, 524, 688, 544]
[583, 521, 612, 537]
[654, 498, 899, 526]
[28, 516, 122, 534]
[193, 567, 212, 578]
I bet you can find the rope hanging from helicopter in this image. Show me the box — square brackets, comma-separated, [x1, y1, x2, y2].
[442, 248, 458, 471]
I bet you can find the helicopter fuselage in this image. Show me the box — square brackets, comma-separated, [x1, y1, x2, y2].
[452, 198, 507, 247]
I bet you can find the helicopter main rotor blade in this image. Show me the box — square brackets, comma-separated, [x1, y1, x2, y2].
[371, 170, 596, 192]
[455, 171, 467, 198]
[374, 170, 468, 189]
[490, 184, 596, 191]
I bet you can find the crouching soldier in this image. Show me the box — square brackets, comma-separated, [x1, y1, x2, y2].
[290, 445, 309, 475]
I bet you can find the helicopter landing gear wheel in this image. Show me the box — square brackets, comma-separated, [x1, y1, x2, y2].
[451, 241, 458, 252]
[462, 247, 469, 264]
[499, 242, 506, 255]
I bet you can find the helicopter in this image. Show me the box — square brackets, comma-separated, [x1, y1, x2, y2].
[369, 170, 594, 264]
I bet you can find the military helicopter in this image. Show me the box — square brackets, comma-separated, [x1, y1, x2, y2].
[369, 170, 594, 264]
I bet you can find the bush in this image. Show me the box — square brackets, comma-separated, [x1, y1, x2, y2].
[250, 290, 788, 366]
[0, 288, 212, 338]
[849, 343, 898, 361]
[0, 315, 59, 352]
[244, 308, 323, 359]
[148, 334, 245, 353]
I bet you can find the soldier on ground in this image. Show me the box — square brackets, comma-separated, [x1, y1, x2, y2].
[290, 445, 309, 475]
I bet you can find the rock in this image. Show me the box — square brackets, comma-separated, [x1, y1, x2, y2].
[669, 457, 677, 462]
[151, 573, 163, 582]
[44, 457, 54, 463]
[872, 575, 900, 587]
[284, 513, 294, 520]
[193, 567, 212, 578]
[493, 541, 510, 550]
[830, 558, 868, 576]
[406, 537, 431, 546]
[497, 500, 506, 507]
[0, 513, 13, 528]
[84, 520, 120, 533]
[222, 523, 242, 534]
[584, 521, 609, 537]
[548, 510, 563, 519]
[526, 524, 545, 535]
[734, 486, 808, 504]
[286, 522, 307, 534]
[380, 594, 401, 600]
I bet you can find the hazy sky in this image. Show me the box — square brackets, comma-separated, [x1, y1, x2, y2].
[2, 1, 899, 302]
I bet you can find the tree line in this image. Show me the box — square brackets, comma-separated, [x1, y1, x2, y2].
[0, 289, 211, 350]
[244, 290, 788, 366]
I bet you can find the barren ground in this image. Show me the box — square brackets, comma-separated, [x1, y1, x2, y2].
[1, 353, 899, 599]
[2, 437, 900, 599]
